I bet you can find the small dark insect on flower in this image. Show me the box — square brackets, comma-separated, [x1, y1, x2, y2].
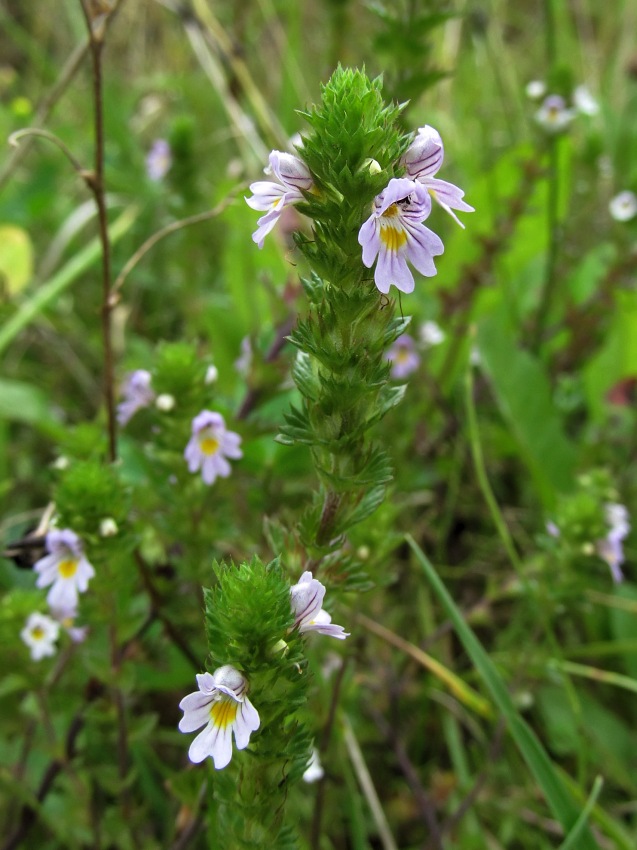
[2, 503, 54, 569]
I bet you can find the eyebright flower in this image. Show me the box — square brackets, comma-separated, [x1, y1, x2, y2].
[117, 369, 154, 425]
[358, 178, 444, 295]
[573, 85, 599, 116]
[245, 150, 313, 248]
[535, 95, 576, 133]
[386, 334, 420, 379]
[609, 190, 637, 222]
[597, 503, 630, 583]
[525, 80, 547, 100]
[34, 529, 95, 610]
[184, 411, 242, 485]
[20, 612, 60, 661]
[146, 139, 172, 181]
[178, 666, 260, 770]
[401, 125, 474, 227]
[290, 571, 349, 640]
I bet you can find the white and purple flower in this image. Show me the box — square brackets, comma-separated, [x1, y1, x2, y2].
[34, 529, 95, 610]
[609, 191, 637, 223]
[358, 178, 444, 295]
[117, 369, 155, 426]
[597, 503, 630, 583]
[290, 571, 349, 640]
[419, 320, 446, 348]
[20, 612, 60, 661]
[184, 411, 242, 486]
[386, 334, 420, 379]
[245, 151, 314, 248]
[401, 125, 474, 227]
[535, 95, 576, 133]
[178, 666, 260, 770]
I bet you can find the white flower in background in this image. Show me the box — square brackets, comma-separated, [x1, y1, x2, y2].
[20, 612, 60, 661]
[34, 529, 95, 610]
[302, 747, 325, 783]
[597, 503, 630, 583]
[535, 95, 576, 133]
[184, 411, 243, 485]
[290, 571, 349, 640]
[573, 85, 599, 116]
[99, 517, 118, 538]
[205, 364, 219, 384]
[419, 320, 445, 348]
[525, 80, 547, 100]
[117, 369, 155, 425]
[178, 666, 260, 770]
[609, 191, 637, 222]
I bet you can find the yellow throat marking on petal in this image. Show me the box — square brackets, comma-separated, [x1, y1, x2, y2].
[380, 223, 408, 252]
[199, 436, 220, 456]
[210, 697, 239, 729]
[382, 203, 400, 218]
[58, 558, 79, 578]
[31, 626, 45, 640]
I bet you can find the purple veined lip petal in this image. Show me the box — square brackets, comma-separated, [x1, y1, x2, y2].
[233, 698, 260, 749]
[178, 702, 213, 733]
[291, 579, 325, 626]
[375, 245, 415, 294]
[404, 219, 444, 276]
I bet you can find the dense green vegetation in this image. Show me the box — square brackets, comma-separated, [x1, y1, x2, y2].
[1, 2, 637, 848]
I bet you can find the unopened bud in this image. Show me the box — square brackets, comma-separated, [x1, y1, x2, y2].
[99, 517, 118, 537]
[155, 393, 176, 412]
